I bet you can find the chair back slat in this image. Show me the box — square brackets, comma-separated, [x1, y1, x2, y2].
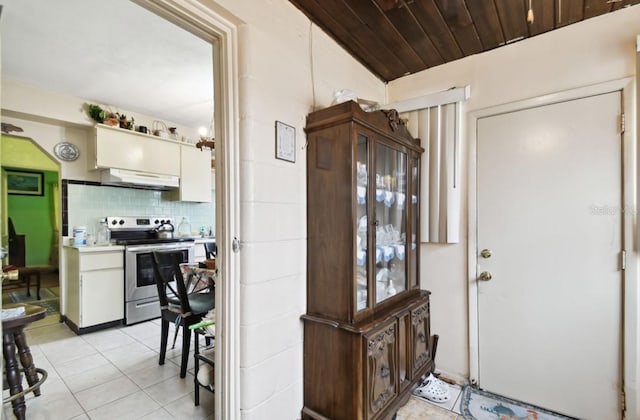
[204, 242, 217, 259]
[151, 251, 192, 314]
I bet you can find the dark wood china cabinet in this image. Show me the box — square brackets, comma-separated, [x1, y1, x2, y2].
[302, 101, 437, 420]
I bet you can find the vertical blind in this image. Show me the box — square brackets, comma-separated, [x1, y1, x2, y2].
[395, 88, 467, 244]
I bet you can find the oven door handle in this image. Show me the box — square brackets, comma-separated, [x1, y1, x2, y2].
[126, 243, 195, 252]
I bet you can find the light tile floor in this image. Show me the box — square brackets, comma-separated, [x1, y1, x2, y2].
[2, 319, 214, 420]
[396, 383, 465, 420]
[4, 318, 462, 420]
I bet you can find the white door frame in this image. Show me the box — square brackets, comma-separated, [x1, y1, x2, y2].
[134, 1, 241, 418]
[467, 78, 637, 417]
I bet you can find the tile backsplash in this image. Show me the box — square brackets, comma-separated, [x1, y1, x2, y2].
[66, 182, 215, 237]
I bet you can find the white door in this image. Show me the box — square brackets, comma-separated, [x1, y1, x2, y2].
[477, 92, 623, 419]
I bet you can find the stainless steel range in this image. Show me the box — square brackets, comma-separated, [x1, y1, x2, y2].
[107, 216, 195, 325]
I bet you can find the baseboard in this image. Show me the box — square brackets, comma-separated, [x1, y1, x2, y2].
[64, 317, 122, 335]
[433, 369, 469, 386]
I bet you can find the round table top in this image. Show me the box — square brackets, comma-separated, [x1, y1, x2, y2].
[2, 303, 47, 330]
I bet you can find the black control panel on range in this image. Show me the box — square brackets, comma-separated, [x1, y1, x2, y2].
[106, 216, 174, 231]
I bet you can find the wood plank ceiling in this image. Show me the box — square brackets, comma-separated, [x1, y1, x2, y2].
[289, 0, 640, 81]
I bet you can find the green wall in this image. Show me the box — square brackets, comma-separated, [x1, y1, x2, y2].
[7, 170, 58, 265]
[2, 135, 60, 266]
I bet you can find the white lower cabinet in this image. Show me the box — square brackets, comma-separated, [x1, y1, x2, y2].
[66, 246, 124, 332]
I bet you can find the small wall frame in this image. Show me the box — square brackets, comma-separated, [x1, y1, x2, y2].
[275, 121, 296, 163]
[7, 170, 44, 196]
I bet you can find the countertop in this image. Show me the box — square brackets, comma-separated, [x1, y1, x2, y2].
[63, 244, 125, 252]
[62, 237, 213, 251]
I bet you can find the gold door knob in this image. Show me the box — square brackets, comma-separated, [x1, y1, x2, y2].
[478, 271, 492, 281]
[480, 249, 492, 259]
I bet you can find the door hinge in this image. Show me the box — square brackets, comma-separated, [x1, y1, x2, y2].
[621, 389, 626, 418]
[232, 237, 241, 253]
[621, 250, 626, 271]
[620, 113, 625, 134]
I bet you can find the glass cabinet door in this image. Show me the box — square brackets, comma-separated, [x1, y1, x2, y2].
[409, 156, 420, 289]
[356, 134, 369, 311]
[374, 142, 407, 304]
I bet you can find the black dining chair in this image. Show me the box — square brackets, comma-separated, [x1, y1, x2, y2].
[151, 251, 215, 378]
[203, 242, 217, 259]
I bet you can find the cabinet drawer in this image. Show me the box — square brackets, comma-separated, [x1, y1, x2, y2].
[79, 252, 124, 271]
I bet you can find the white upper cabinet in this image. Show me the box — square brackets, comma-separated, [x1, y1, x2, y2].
[90, 124, 180, 176]
[175, 144, 212, 202]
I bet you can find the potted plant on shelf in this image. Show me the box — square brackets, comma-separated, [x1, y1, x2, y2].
[87, 104, 105, 123]
[85, 103, 134, 129]
[117, 113, 135, 130]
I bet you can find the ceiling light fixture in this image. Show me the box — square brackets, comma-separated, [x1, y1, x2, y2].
[527, 0, 534, 24]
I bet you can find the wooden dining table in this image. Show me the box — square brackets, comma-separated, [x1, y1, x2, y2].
[179, 263, 217, 295]
[2, 303, 48, 420]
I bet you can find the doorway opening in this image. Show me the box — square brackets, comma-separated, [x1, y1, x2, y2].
[1, 0, 240, 418]
[2, 135, 61, 329]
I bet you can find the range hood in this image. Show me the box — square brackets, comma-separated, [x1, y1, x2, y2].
[101, 168, 179, 190]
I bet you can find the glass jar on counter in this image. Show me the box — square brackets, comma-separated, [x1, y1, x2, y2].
[96, 218, 110, 245]
[177, 217, 192, 238]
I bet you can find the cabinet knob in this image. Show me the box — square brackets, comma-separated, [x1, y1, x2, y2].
[380, 365, 390, 378]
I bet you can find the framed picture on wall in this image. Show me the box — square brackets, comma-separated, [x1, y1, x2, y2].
[7, 170, 44, 196]
[275, 120, 296, 163]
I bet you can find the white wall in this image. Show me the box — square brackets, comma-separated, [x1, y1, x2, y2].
[206, 1, 385, 418]
[388, 5, 640, 389]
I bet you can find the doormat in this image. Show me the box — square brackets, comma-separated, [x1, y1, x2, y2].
[2, 287, 60, 319]
[29, 298, 60, 317]
[460, 385, 579, 420]
[3, 287, 57, 304]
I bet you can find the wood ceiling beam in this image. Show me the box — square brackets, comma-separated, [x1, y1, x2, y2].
[464, 0, 504, 50]
[434, 0, 483, 56]
[373, 0, 446, 70]
[343, 0, 427, 74]
[407, 0, 464, 63]
[557, 0, 584, 27]
[527, 0, 557, 36]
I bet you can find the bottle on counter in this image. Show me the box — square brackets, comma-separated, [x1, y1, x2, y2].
[177, 217, 192, 238]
